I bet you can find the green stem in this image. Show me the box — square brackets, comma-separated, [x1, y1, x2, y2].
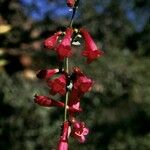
[64, 58, 69, 121]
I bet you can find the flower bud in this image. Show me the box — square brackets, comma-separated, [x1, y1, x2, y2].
[67, 0, 75, 8]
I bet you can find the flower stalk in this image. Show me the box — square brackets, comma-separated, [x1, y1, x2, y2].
[64, 0, 79, 122]
[34, 0, 104, 149]
[64, 57, 69, 122]
[69, 0, 79, 27]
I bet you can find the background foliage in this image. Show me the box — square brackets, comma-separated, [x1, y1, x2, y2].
[0, 0, 150, 149]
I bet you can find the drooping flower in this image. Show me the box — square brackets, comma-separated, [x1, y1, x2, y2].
[44, 31, 62, 49]
[80, 28, 104, 63]
[73, 67, 93, 93]
[34, 95, 64, 107]
[71, 121, 89, 143]
[68, 67, 93, 112]
[74, 76, 93, 93]
[56, 28, 73, 61]
[57, 121, 70, 150]
[36, 68, 59, 80]
[48, 74, 67, 95]
[34, 95, 81, 113]
[68, 88, 82, 112]
[66, 0, 75, 8]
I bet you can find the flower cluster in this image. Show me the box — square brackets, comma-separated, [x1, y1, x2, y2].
[34, 67, 92, 148]
[35, 67, 92, 113]
[34, 1, 104, 150]
[44, 27, 104, 63]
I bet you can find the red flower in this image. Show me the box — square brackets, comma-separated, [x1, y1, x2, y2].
[67, 0, 75, 7]
[56, 28, 73, 61]
[34, 95, 64, 107]
[73, 67, 93, 93]
[71, 121, 89, 143]
[44, 31, 62, 49]
[74, 76, 93, 93]
[34, 95, 81, 113]
[67, 101, 82, 113]
[68, 88, 82, 112]
[57, 121, 70, 150]
[57, 140, 68, 150]
[36, 69, 59, 80]
[80, 28, 104, 63]
[48, 74, 67, 95]
[68, 67, 93, 111]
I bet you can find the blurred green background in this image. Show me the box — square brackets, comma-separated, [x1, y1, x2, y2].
[0, 0, 150, 149]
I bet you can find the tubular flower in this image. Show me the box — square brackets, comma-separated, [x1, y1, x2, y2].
[44, 31, 62, 49]
[48, 74, 67, 95]
[68, 79, 93, 112]
[34, 95, 81, 113]
[73, 67, 93, 93]
[71, 121, 89, 143]
[57, 121, 70, 150]
[74, 76, 93, 93]
[68, 88, 82, 112]
[56, 28, 73, 61]
[67, 0, 75, 8]
[34, 95, 64, 107]
[36, 69, 59, 80]
[68, 67, 93, 112]
[80, 28, 104, 63]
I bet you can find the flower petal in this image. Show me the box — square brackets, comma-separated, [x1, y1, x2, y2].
[48, 74, 67, 95]
[44, 31, 62, 49]
[34, 95, 64, 107]
[36, 69, 59, 80]
[80, 28, 104, 63]
[56, 28, 73, 61]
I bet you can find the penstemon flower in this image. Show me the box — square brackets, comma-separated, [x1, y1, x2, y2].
[56, 28, 73, 61]
[44, 31, 62, 49]
[73, 74, 93, 93]
[34, 95, 82, 113]
[68, 67, 93, 112]
[34, 95, 65, 107]
[36, 68, 59, 80]
[48, 74, 67, 95]
[33, 0, 104, 149]
[57, 121, 70, 150]
[68, 88, 82, 112]
[80, 28, 104, 63]
[71, 121, 89, 143]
